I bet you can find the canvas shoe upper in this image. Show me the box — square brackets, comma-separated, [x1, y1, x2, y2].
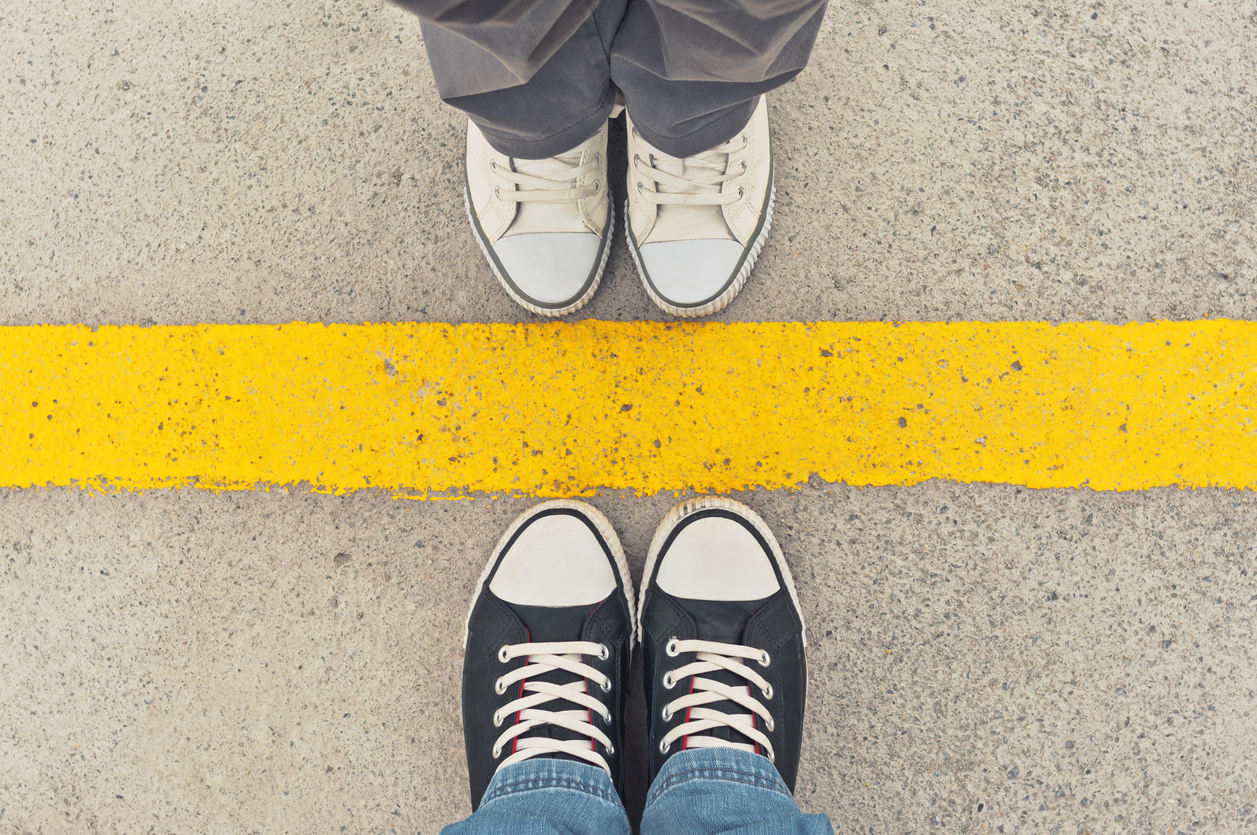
[461, 500, 635, 811]
[464, 121, 612, 317]
[626, 96, 775, 318]
[638, 497, 807, 790]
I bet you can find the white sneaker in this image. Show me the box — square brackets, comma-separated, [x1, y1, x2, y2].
[625, 96, 775, 318]
[464, 121, 612, 317]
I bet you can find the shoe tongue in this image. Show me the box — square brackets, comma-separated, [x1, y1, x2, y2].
[503, 601, 605, 764]
[673, 595, 774, 749]
[512, 155, 575, 179]
[651, 153, 721, 195]
[504, 154, 587, 237]
[645, 151, 735, 243]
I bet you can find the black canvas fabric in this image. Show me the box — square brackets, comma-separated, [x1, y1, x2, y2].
[461, 509, 633, 811]
[640, 508, 807, 790]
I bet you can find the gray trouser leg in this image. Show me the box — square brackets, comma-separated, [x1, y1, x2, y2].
[404, 0, 826, 159]
[609, 0, 827, 157]
[417, 0, 627, 159]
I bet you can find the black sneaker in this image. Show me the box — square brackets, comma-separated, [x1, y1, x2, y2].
[638, 497, 808, 790]
[460, 500, 635, 811]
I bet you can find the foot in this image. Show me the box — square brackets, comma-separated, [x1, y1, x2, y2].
[638, 497, 807, 789]
[625, 96, 774, 318]
[464, 121, 612, 317]
[461, 500, 635, 810]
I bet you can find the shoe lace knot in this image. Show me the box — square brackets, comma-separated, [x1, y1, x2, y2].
[632, 134, 745, 208]
[492, 640, 615, 774]
[658, 637, 775, 761]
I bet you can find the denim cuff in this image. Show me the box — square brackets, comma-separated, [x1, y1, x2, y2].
[480, 758, 622, 808]
[646, 747, 794, 807]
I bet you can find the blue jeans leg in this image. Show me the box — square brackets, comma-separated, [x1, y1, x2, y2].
[642, 748, 835, 835]
[440, 759, 632, 835]
[441, 749, 833, 835]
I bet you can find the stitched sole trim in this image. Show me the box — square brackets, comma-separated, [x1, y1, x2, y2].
[463, 189, 613, 319]
[463, 499, 636, 649]
[626, 182, 775, 319]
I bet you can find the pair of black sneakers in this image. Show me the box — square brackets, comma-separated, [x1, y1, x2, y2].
[460, 497, 809, 810]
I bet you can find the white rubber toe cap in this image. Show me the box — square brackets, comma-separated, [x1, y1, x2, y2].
[638, 239, 744, 306]
[655, 516, 781, 601]
[492, 232, 602, 306]
[489, 512, 616, 607]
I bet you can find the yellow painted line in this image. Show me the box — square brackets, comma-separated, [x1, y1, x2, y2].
[0, 321, 1253, 496]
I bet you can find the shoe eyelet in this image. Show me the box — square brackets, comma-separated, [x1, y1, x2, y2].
[489, 160, 498, 171]
[659, 739, 671, 754]
[606, 743, 615, 754]
[636, 182, 644, 194]
[633, 154, 641, 165]
[493, 186, 501, 200]
[737, 187, 744, 198]
[602, 710, 613, 723]
[598, 643, 610, 660]
[492, 744, 503, 758]
[767, 750, 775, 763]
[661, 707, 672, 721]
[665, 638, 680, 657]
[493, 711, 504, 727]
[601, 676, 612, 692]
[593, 181, 601, 194]
[593, 152, 601, 164]
[741, 134, 748, 148]
[766, 716, 775, 731]
[741, 161, 748, 172]
[495, 677, 507, 695]
[662, 672, 676, 690]
[762, 684, 773, 700]
[498, 646, 511, 663]
[758, 650, 771, 667]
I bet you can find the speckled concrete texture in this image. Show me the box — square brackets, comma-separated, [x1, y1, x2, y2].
[2, 0, 1253, 326]
[2, 0, 1257, 832]
[3, 488, 1256, 832]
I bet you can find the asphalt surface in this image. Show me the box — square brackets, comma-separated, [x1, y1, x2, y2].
[2, 0, 1256, 832]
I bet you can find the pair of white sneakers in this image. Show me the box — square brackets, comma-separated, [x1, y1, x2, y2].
[463, 97, 774, 318]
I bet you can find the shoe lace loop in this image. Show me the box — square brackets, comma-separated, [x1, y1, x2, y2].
[632, 137, 744, 207]
[492, 640, 615, 774]
[495, 152, 601, 204]
[659, 638, 775, 761]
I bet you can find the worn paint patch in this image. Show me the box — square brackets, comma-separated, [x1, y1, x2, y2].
[0, 321, 1253, 495]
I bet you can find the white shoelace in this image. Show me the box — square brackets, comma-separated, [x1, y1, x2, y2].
[491, 640, 615, 774]
[632, 130, 746, 208]
[491, 151, 601, 204]
[658, 637, 775, 761]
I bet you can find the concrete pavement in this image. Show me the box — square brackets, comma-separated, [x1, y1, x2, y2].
[2, 0, 1256, 832]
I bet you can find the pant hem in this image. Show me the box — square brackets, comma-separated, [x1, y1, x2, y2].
[474, 89, 616, 158]
[479, 762, 622, 808]
[627, 97, 759, 159]
[645, 747, 794, 807]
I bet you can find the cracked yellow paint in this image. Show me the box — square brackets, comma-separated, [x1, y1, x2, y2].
[0, 321, 1253, 495]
